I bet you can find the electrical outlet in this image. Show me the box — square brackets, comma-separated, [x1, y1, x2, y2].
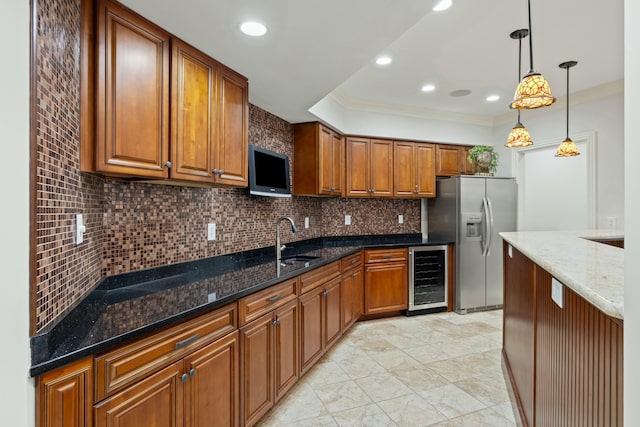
[606, 216, 617, 230]
[207, 223, 216, 241]
[75, 213, 86, 245]
[304, 217, 309, 229]
[345, 215, 351, 226]
[398, 214, 404, 224]
[551, 278, 564, 308]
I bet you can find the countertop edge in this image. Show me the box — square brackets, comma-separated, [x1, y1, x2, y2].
[500, 230, 624, 320]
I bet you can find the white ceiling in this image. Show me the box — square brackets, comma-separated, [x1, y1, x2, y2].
[120, 0, 623, 125]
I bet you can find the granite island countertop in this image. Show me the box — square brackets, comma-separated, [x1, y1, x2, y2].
[500, 230, 624, 320]
[31, 234, 451, 376]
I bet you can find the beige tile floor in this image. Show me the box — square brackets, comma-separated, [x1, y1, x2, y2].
[257, 309, 517, 427]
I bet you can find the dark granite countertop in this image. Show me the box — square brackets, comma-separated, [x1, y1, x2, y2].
[30, 234, 451, 376]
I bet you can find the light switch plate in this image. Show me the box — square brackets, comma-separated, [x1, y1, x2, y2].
[345, 215, 351, 225]
[75, 213, 86, 245]
[207, 223, 216, 241]
[552, 278, 564, 308]
[398, 214, 404, 224]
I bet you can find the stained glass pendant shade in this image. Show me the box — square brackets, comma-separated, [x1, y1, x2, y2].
[510, 0, 556, 110]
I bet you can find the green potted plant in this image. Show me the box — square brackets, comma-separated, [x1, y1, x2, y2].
[467, 145, 499, 175]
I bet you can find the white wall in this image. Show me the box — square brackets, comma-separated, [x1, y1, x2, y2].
[0, 0, 35, 425]
[310, 95, 494, 146]
[492, 88, 624, 230]
[624, 0, 640, 423]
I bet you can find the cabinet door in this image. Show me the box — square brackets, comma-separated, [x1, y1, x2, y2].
[345, 137, 370, 197]
[415, 143, 436, 197]
[184, 332, 239, 427]
[318, 125, 334, 195]
[324, 277, 343, 350]
[95, 0, 170, 178]
[342, 267, 363, 331]
[170, 39, 217, 183]
[460, 146, 474, 175]
[37, 358, 92, 427]
[364, 262, 408, 314]
[393, 141, 415, 197]
[369, 139, 394, 197]
[330, 131, 344, 195]
[94, 361, 184, 427]
[436, 145, 464, 176]
[215, 66, 248, 186]
[299, 289, 324, 374]
[273, 300, 299, 401]
[240, 314, 274, 427]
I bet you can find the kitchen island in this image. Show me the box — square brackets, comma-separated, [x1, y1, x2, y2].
[500, 230, 624, 427]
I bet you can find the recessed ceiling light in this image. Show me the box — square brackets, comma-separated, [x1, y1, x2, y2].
[433, 0, 453, 12]
[421, 84, 436, 92]
[450, 89, 472, 97]
[486, 95, 500, 102]
[376, 56, 392, 66]
[240, 21, 267, 37]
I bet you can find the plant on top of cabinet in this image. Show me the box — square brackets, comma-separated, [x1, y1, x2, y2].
[467, 145, 499, 176]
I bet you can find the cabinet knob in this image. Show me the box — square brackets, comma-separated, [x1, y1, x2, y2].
[352, 273, 358, 278]
[272, 318, 281, 327]
[212, 169, 224, 175]
[189, 368, 196, 377]
[331, 187, 336, 191]
[323, 289, 329, 297]
[165, 161, 172, 169]
[181, 373, 189, 383]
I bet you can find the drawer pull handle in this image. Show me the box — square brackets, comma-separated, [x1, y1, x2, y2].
[382, 255, 393, 259]
[175, 334, 200, 349]
[268, 295, 282, 304]
[351, 259, 357, 264]
[181, 373, 189, 383]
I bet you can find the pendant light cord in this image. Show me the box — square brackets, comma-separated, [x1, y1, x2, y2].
[518, 34, 523, 122]
[527, 0, 534, 73]
[566, 66, 570, 139]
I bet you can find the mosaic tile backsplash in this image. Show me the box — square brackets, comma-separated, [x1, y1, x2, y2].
[34, 0, 420, 332]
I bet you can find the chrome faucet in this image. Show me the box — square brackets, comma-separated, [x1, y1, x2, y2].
[276, 216, 298, 263]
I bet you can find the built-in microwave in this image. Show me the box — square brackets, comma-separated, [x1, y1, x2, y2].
[407, 245, 448, 315]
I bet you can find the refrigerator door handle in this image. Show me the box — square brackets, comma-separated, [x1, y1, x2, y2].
[485, 196, 495, 256]
[481, 197, 489, 256]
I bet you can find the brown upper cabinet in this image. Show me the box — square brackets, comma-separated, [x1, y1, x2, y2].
[293, 123, 344, 196]
[435, 144, 473, 176]
[345, 137, 394, 197]
[93, 0, 171, 178]
[393, 141, 436, 198]
[85, 0, 248, 186]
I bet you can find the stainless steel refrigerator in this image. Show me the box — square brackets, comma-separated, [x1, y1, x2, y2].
[427, 176, 517, 313]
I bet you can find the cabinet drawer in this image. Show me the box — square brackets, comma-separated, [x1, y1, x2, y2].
[238, 277, 298, 326]
[94, 302, 237, 402]
[364, 248, 407, 264]
[340, 251, 363, 272]
[299, 260, 341, 294]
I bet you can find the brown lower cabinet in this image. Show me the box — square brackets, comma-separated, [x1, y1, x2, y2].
[240, 299, 298, 427]
[37, 250, 377, 427]
[299, 275, 343, 375]
[364, 248, 408, 315]
[94, 330, 239, 427]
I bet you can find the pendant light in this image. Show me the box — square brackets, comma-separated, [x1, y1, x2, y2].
[510, 0, 556, 110]
[506, 29, 533, 148]
[555, 61, 580, 157]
